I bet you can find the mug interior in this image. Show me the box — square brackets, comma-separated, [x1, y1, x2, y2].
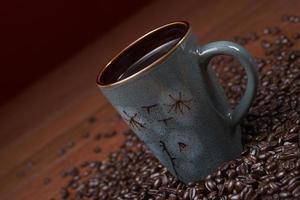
[97, 21, 189, 87]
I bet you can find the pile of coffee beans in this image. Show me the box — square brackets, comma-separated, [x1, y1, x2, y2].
[57, 16, 300, 200]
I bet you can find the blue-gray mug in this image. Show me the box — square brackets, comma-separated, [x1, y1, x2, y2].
[96, 21, 258, 184]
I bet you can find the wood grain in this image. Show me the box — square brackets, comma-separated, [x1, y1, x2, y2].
[0, 0, 299, 199]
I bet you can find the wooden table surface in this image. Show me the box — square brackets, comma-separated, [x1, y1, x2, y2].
[0, 0, 299, 199]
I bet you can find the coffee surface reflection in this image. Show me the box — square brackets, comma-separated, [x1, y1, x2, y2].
[117, 38, 180, 80]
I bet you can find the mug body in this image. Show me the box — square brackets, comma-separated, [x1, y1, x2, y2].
[97, 22, 242, 183]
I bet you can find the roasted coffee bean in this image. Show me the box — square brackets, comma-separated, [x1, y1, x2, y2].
[94, 133, 102, 140]
[263, 27, 271, 35]
[43, 177, 51, 185]
[257, 184, 268, 194]
[279, 192, 292, 198]
[284, 133, 298, 142]
[160, 187, 177, 194]
[161, 174, 169, 186]
[225, 179, 235, 193]
[81, 131, 90, 139]
[58, 148, 66, 156]
[70, 181, 78, 189]
[93, 146, 102, 154]
[236, 163, 248, 175]
[189, 187, 197, 199]
[268, 182, 280, 193]
[288, 180, 300, 191]
[229, 194, 241, 200]
[292, 186, 300, 198]
[226, 169, 237, 179]
[68, 167, 79, 177]
[261, 40, 272, 49]
[258, 152, 269, 160]
[183, 190, 189, 200]
[279, 153, 298, 160]
[168, 193, 177, 200]
[281, 174, 293, 185]
[217, 184, 225, 196]
[215, 177, 224, 184]
[266, 162, 276, 171]
[60, 188, 69, 199]
[241, 187, 256, 200]
[66, 141, 75, 149]
[205, 179, 217, 191]
[270, 27, 281, 35]
[275, 170, 286, 179]
[104, 131, 117, 138]
[245, 32, 259, 41]
[153, 178, 162, 189]
[187, 182, 195, 187]
[235, 181, 246, 192]
[88, 116, 97, 124]
[207, 191, 217, 199]
[292, 32, 300, 40]
[26, 160, 35, 169]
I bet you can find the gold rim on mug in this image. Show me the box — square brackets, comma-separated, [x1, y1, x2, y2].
[96, 21, 191, 88]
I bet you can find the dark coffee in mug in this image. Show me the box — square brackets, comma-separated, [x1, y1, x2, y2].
[99, 24, 188, 85]
[117, 38, 180, 81]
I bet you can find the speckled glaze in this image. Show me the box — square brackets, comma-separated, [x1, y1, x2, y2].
[97, 22, 258, 184]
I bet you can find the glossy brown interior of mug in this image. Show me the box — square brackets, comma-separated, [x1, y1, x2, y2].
[97, 22, 189, 86]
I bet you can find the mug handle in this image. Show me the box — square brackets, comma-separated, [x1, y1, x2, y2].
[197, 41, 258, 127]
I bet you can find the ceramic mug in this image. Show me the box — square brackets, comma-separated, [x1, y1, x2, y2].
[96, 21, 258, 184]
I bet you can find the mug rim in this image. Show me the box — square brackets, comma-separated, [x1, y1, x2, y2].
[96, 21, 191, 88]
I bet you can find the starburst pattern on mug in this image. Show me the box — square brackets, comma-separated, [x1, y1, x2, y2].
[165, 92, 192, 114]
[122, 111, 146, 131]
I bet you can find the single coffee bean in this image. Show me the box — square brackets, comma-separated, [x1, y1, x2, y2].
[183, 190, 189, 200]
[227, 169, 237, 179]
[244, 187, 257, 200]
[60, 188, 69, 199]
[93, 146, 102, 154]
[288, 180, 300, 191]
[261, 40, 272, 49]
[235, 181, 246, 192]
[205, 180, 217, 191]
[153, 178, 162, 189]
[189, 187, 196, 199]
[43, 177, 51, 185]
[275, 170, 286, 179]
[292, 186, 300, 198]
[217, 184, 225, 196]
[81, 131, 90, 139]
[266, 162, 276, 171]
[169, 193, 177, 200]
[88, 116, 97, 123]
[229, 194, 241, 200]
[207, 191, 217, 199]
[279, 192, 292, 198]
[94, 133, 102, 140]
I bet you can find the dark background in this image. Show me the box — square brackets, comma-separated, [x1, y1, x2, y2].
[0, 0, 151, 105]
